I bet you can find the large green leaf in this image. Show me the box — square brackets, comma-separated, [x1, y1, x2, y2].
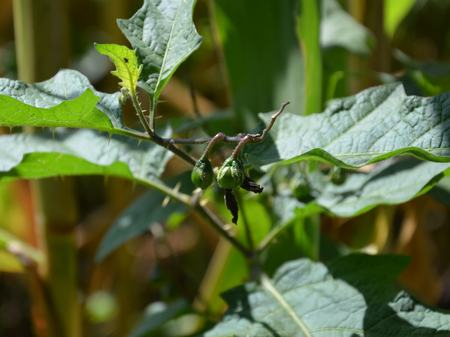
[117, 0, 202, 102]
[213, 0, 304, 128]
[246, 83, 450, 171]
[0, 128, 172, 184]
[0, 69, 132, 134]
[204, 254, 450, 337]
[294, 159, 450, 218]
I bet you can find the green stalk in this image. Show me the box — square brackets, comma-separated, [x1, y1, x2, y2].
[12, 1, 81, 336]
[296, 0, 322, 115]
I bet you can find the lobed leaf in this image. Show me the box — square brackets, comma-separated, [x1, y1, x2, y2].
[246, 83, 450, 171]
[117, 0, 202, 101]
[0, 69, 132, 134]
[95, 44, 142, 92]
[204, 254, 450, 337]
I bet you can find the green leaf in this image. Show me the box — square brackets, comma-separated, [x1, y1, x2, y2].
[213, 0, 304, 128]
[384, 0, 416, 38]
[0, 128, 172, 184]
[246, 83, 450, 171]
[281, 159, 450, 219]
[96, 172, 194, 261]
[321, 0, 375, 56]
[128, 299, 189, 337]
[117, 0, 202, 102]
[0, 69, 132, 134]
[95, 44, 142, 92]
[205, 254, 450, 337]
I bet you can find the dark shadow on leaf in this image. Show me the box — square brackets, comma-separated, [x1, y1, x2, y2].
[327, 254, 450, 336]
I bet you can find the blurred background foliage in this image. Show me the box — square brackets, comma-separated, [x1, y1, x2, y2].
[2, 0, 450, 336]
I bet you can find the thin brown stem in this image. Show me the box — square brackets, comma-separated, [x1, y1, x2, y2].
[202, 132, 226, 158]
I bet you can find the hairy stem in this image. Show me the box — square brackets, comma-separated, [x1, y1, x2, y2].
[130, 89, 153, 137]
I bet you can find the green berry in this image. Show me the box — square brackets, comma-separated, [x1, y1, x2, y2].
[191, 157, 214, 189]
[217, 157, 245, 190]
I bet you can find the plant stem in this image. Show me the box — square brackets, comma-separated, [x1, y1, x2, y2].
[193, 202, 253, 258]
[130, 89, 153, 137]
[202, 132, 226, 158]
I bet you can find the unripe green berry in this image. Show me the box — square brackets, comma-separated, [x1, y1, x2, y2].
[191, 157, 214, 189]
[217, 157, 245, 190]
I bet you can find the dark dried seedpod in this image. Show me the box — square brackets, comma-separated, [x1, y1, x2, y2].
[217, 157, 245, 191]
[241, 176, 263, 194]
[224, 190, 239, 224]
[191, 157, 214, 189]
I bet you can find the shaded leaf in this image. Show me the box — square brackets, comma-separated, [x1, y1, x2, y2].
[0, 69, 132, 134]
[246, 83, 450, 171]
[205, 254, 450, 337]
[117, 0, 202, 103]
[0, 128, 172, 184]
[96, 172, 194, 261]
[128, 299, 189, 337]
[321, 0, 375, 56]
[95, 44, 142, 92]
[282, 159, 450, 219]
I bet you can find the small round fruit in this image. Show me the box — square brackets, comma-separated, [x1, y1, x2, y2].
[191, 157, 214, 189]
[217, 157, 245, 190]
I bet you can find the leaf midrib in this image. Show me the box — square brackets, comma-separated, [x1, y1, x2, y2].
[153, 1, 182, 97]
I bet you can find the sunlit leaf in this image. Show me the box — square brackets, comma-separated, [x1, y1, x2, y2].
[0, 69, 133, 135]
[117, 0, 202, 106]
[0, 128, 172, 184]
[246, 83, 450, 171]
[95, 44, 142, 92]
